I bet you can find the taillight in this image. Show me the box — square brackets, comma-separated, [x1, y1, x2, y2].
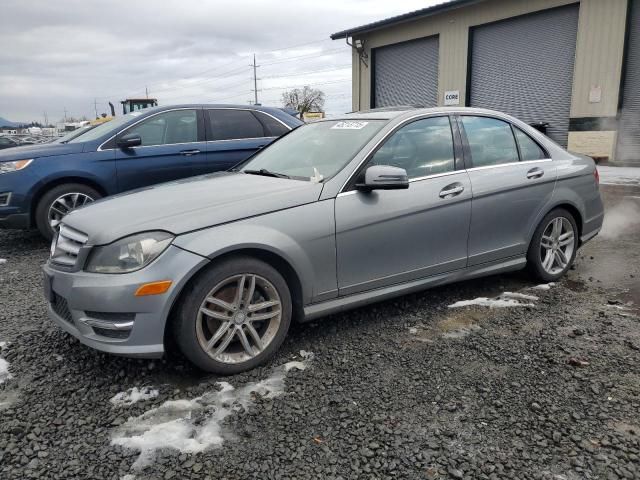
[594, 168, 600, 186]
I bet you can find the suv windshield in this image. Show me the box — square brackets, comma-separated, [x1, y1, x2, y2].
[241, 119, 385, 181]
[67, 111, 146, 143]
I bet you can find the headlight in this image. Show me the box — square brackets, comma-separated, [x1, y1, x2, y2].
[85, 231, 173, 274]
[0, 159, 33, 175]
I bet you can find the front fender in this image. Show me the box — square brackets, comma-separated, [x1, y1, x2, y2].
[172, 200, 337, 304]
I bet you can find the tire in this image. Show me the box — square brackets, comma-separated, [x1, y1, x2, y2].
[527, 208, 579, 282]
[173, 256, 292, 375]
[35, 183, 101, 240]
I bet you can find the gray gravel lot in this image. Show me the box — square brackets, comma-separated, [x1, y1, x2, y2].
[0, 185, 639, 480]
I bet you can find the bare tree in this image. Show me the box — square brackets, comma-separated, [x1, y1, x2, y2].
[281, 86, 325, 115]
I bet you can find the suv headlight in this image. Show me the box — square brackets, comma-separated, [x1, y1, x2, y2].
[0, 159, 33, 174]
[85, 231, 173, 273]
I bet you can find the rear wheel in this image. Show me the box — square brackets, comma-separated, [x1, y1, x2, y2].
[35, 183, 100, 240]
[173, 256, 292, 374]
[527, 208, 578, 282]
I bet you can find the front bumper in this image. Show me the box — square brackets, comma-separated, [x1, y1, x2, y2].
[0, 212, 30, 229]
[43, 245, 208, 358]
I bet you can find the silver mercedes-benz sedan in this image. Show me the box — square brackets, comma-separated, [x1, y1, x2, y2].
[43, 107, 604, 374]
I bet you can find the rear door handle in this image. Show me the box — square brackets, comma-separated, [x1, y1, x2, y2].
[526, 167, 544, 179]
[439, 183, 464, 198]
[180, 149, 201, 156]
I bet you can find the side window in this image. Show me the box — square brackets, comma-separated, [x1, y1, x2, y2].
[123, 110, 197, 146]
[461, 116, 519, 167]
[207, 110, 264, 141]
[514, 128, 547, 161]
[253, 111, 290, 137]
[368, 116, 455, 179]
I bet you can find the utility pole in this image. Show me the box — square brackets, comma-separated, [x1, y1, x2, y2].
[145, 86, 149, 99]
[93, 98, 98, 119]
[63, 108, 68, 123]
[43, 112, 48, 127]
[251, 54, 260, 105]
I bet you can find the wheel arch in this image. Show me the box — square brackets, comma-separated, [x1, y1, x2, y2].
[528, 200, 584, 250]
[30, 176, 108, 226]
[164, 247, 305, 349]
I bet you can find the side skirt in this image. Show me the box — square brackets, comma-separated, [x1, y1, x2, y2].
[302, 256, 527, 322]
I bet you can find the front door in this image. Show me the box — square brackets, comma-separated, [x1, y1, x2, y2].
[335, 116, 471, 296]
[458, 115, 557, 265]
[115, 108, 206, 192]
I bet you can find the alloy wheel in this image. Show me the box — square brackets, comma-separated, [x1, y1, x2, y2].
[48, 193, 94, 230]
[196, 274, 282, 364]
[539, 217, 575, 275]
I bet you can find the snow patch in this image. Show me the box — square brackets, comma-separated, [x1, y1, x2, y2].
[120, 475, 136, 480]
[531, 283, 556, 291]
[111, 387, 159, 406]
[0, 259, 6, 265]
[0, 358, 12, 384]
[112, 351, 313, 469]
[448, 291, 536, 309]
[598, 166, 640, 186]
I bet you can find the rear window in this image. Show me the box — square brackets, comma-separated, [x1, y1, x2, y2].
[207, 109, 264, 141]
[253, 111, 290, 137]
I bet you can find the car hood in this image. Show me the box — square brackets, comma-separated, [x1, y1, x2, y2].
[63, 172, 324, 245]
[0, 142, 85, 161]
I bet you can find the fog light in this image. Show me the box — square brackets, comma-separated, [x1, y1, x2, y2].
[0, 192, 10, 206]
[134, 280, 172, 297]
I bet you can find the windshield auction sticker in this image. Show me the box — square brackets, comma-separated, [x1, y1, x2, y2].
[331, 121, 369, 130]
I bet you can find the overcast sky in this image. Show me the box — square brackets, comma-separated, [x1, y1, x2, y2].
[0, 0, 436, 123]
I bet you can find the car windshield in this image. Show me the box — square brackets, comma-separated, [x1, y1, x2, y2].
[67, 111, 145, 143]
[240, 119, 386, 181]
[52, 125, 96, 143]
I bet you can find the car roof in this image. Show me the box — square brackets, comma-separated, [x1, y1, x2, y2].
[327, 106, 520, 122]
[137, 103, 287, 113]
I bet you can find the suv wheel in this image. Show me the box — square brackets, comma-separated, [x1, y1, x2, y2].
[527, 208, 578, 282]
[173, 256, 292, 374]
[35, 183, 100, 240]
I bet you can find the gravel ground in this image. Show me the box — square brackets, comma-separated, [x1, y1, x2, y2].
[0, 185, 639, 480]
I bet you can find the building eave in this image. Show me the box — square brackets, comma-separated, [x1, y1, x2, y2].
[330, 0, 486, 40]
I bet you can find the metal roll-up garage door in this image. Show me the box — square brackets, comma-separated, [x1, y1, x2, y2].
[372, 35, 439, 108]
[616, 0, 640, 163]
[469, 4, 580, 147]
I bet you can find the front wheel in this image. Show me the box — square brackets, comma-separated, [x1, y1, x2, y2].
[173, 256, 292, 375]
[35, 183, 100, 240]
[527, 208, 578, 282]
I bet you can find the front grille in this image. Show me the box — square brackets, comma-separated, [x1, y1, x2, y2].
[51, 293, 73, 324]
[50, 224, 88, 267]
[85, 311, 136, 322]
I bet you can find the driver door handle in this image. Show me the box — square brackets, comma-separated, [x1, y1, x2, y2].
[526, 167, 544, 179]
[439, 183, 464, 198]
[180, 149, 201, 156]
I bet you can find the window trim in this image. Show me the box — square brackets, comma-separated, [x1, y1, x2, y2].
[512, 125, 549, 162]
[97, 107, 200, 151]
[456, 113, 550, 169]
[341, 114, 462, 193]
[204, 107, 291, 142]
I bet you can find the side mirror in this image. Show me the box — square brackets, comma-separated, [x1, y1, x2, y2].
[356, 165, 409, 191]
[117, 133, 142, 149]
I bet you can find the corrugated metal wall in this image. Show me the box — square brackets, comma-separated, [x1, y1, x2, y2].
[616, 0, 640, 162]
[372, 36, 439, 108]
[468, 4, 580, 147]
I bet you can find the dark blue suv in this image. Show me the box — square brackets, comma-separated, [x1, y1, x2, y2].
[0, 104, 301, 239]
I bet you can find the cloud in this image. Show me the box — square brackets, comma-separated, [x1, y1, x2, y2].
[0, 0, 433, 122]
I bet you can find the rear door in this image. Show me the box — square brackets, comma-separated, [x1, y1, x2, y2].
[114, 108, 206, 192]
[197, 109, 290, 175]
[459, 115, 557, 265]
[335, 115, 471, 296]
